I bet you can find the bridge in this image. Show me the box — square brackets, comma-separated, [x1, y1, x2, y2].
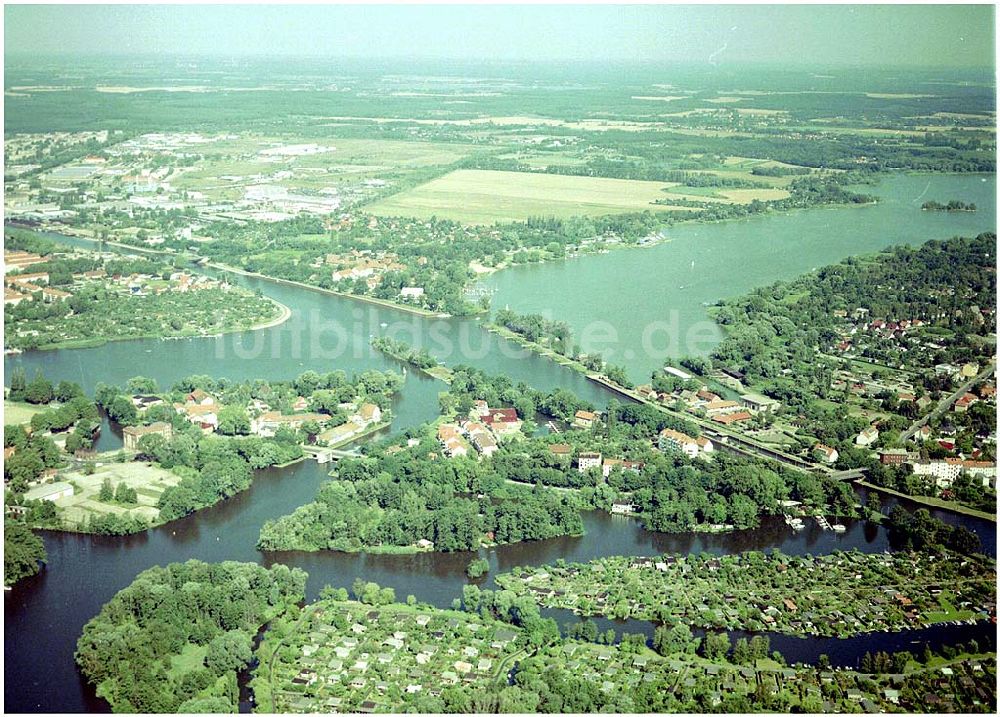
[828, 468, 869, 482]
[302, 446, 362, 463]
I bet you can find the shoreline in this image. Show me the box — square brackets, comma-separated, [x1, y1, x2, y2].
[856, 479, 997, 523]
[202, 261, 450, 318]
[6, 298, 292, 354]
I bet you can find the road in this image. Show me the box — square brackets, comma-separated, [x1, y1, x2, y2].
[900, 360, 995, 442]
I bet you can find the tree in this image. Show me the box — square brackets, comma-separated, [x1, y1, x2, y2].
[653, 622, 694, 656]
[4, 523, 47, 586]
[204, 630, 253, 675]
[98, 477, 114, 502]
[703, 631, 731, 661]
[24, 371, 54, 405]
[9, 367, 28, 401]
[55, 380, 84, 402]
[126, 376, 159, 394]
[115, 482, 138, 505]
[217, 406, 251, 436]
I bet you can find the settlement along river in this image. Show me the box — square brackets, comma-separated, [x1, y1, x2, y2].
[4, 173, 997, 712]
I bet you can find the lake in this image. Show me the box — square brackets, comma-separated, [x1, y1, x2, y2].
[3, 171, 996, 712]
[484, 173, 997, 382]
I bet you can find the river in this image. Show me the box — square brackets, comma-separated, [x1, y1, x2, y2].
[4, 172, 997, 712]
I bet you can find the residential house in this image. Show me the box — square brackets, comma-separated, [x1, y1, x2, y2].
[703, 400, 742, 416]
[610, 499, 636, 515]
[953, 393, 978, 413]
[437, 424, 469, 458]
[572, 410, 598, 429]
[911, 458, 996, 489]
[548, 443, 572, 463]
[251, 411, 330, 437]
[353, 403, 382, 426]
[482, 408, 522, 438]
[712, 411, 752, 425]
[879, 448, 909, 465]
[813, 443, 839, 464]
[659, 428, 710, 458]
[855, 424, 879, 447]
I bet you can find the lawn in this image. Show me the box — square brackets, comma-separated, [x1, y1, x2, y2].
[3, 400, 45, 426]
[167, 643, 208, 679]
[367, 169, 698, 223]
[923, 592, 977, 624]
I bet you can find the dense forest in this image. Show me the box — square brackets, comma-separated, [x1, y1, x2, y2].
[75, 560, 306, 713]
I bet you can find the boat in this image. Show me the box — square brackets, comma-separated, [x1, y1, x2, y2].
[832, 523, 847, 532]
[380, 322, 388, 328]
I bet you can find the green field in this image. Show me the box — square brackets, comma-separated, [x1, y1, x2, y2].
[3, 400, 45, 426]
[367, 169, 699, 223]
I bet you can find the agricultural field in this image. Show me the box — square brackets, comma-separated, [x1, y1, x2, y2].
[52, 461, 183, 529]
[366, 169, 700, 223]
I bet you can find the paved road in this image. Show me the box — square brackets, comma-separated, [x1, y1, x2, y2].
[900, 360, 996, 442]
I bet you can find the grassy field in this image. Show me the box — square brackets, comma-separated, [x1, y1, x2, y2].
[55, 461, 183, 529]
[3, 400, 45, 426]
[367, 169, 699, 223]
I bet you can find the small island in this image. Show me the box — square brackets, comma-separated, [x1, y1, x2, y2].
[921, 200, 977, 212]
[75, 560, 306, 713]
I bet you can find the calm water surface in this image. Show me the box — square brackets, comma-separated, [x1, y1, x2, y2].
[4, 173, 997, 712]
[485, 173, 997, 382]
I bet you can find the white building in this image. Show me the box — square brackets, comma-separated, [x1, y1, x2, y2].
[658, 428, 712, 458]
[25, 482, 74, 502]
[910, 459, 996, 489]
[577, 452, 603, 473]
[855, 425, 879, 447]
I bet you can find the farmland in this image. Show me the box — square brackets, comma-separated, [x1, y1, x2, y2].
[366, 169, 700, 223]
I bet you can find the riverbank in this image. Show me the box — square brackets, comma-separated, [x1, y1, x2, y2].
[856, 480, 997, 523]
[483, 323, 593, 376]
[203, 261, 449, 318]
[323, 418, 393, 451]
[252, 297, 293, 331]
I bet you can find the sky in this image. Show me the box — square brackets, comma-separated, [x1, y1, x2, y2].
[3, 3, 995, 67]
